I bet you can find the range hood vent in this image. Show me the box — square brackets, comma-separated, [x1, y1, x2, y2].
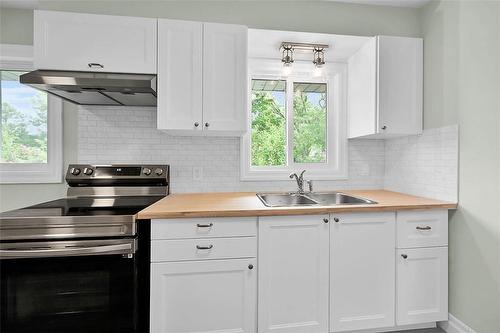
[20, 70, 157, 106]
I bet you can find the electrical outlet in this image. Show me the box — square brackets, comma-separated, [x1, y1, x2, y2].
[192, 167, 203, 181]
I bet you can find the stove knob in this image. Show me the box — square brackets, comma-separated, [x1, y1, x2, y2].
[83, 167, 94, 176]
[154, 168, 163, 176]
[143, 168, 152, 176]
[70, 168, 81, 176]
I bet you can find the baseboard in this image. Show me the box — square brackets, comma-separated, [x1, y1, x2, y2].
[439, 314, 477, 333]
[339, 322, 436, 333]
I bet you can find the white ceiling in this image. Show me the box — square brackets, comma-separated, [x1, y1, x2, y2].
[327, 0, 430, 8]
[249, 29, 371, 62]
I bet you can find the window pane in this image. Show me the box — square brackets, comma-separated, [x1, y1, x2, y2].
[1, 70, 48, 163]
[293, 82, 327, 163]
[251, 79, 286, 166]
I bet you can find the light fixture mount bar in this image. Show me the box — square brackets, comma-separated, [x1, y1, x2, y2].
[280, 42, 329, 51]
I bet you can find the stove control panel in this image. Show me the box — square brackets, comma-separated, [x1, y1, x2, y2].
[66, 164, 169, 186]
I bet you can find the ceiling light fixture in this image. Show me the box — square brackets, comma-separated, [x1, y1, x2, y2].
[281, 44, 294, 76]
[280, 42, 329, 76]
[313, 47, 326, 77]
[313, 47, 325, 68]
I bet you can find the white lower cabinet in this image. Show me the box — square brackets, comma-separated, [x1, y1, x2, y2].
[150, 210, 449, 333]
[330, 212, 396, 332]
[150, 259, 257, 333]
[396, 247, 448, 325]
[258, 215, 330, 333]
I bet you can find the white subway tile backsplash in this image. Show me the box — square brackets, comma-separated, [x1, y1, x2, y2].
[77, 107, 458, 202]
[78, 107, 385, 193]
[384, 125, 459, 202]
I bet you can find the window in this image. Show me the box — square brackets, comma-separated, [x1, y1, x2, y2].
[1, 70, 48, 163]
[0, 44, 62, 183]
[241, 59, 347, 180]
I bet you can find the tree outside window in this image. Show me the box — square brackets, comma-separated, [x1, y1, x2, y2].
[1, 70, 48, 163]
[251, 79, 327, 168]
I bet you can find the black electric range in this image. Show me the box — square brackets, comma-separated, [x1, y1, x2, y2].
[0, 164, 169, 333]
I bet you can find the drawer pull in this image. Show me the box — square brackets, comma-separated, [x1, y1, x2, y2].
[197, 223, 213, 228]
[248, 264, 254, 270]
[88, 63, 104, 68]
[416, 226, 432, 231]
[196, 245, 213, 250]
[401, 254, 408, 259]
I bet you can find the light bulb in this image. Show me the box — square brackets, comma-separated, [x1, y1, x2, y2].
[283, 63, 292, 76]
[313, 66, 323, 77]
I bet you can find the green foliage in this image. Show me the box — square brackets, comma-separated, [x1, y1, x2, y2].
[251, 92, 286, 166]
[1, 91, 48, 163]
[293, 91, 327, 163]
[251, 88, 327, 166]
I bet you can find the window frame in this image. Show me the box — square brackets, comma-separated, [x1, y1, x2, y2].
[0, 44, 63, 184]
[241, 58, 348, 181]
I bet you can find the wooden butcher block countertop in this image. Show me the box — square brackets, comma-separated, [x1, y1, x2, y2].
[137, 190, 457, 219]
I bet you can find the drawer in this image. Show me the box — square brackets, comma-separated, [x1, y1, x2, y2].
[151, 217, 257, 240]
[151, 236, 256, 262]
[397, 210, 448, 248]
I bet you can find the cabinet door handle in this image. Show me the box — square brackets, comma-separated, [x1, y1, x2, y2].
[194, 122, 200, 127]
[381, 125, 387, 130]
[333, 217, 340, 223]
[248, 264, 254, 270]
[416, 226, 432, 231]
[323, 218, 329, 224]
[205, 122, 210, 128]
[196, 245, 213, 250]
[401, 254, 408, 259]
[196, 223, 213, 228]
[88, 63, 104, 68]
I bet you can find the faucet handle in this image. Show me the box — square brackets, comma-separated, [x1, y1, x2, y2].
[306, 180, 313, 193]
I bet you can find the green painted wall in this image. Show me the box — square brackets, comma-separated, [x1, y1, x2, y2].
[0, 1, 422, 212]
[0, 8, 33, 45]
[421, 1, 500, 332]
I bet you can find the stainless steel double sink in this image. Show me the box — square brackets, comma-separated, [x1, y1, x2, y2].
[256, 192, 377, 207]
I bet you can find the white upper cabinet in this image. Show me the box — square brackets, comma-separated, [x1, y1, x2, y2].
[258, 215, 329, 333]
[348, 36, 423, 138]
[330, 212, 396, 332]
[202, 23, 247, 133]
[157, 19, 247, 135]
[34, 10, 157, 74]
[157, 19, 203, 131]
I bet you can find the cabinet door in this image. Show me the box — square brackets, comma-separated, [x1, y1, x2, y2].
[397, 247, 448, 325]
[157, 19, 203, 131]
[258, 215, 329, 333]
[203, 22, 247, 134]
[377, 36, 423, 136]
[150, 259, 256, 333]
[330, 212, 396, 332]
[34, 10, 157, 73]
[348, 37, 377, 138]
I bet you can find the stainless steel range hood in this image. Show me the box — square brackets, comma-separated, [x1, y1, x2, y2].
[20, 70, 157, 106]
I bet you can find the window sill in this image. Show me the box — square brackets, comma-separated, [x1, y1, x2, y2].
[240, 169, 348, 182]
[0, 167, 63, 184]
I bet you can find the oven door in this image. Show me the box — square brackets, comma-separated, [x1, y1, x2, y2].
[0, 239, 140, 333]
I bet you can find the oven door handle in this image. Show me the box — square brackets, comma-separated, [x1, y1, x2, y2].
[0, 243, 134, 259]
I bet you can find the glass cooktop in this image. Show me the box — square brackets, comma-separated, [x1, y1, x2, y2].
[0, 196, 165, 218]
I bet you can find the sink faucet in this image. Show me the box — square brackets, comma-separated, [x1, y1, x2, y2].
[289, 170, 306, 194]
